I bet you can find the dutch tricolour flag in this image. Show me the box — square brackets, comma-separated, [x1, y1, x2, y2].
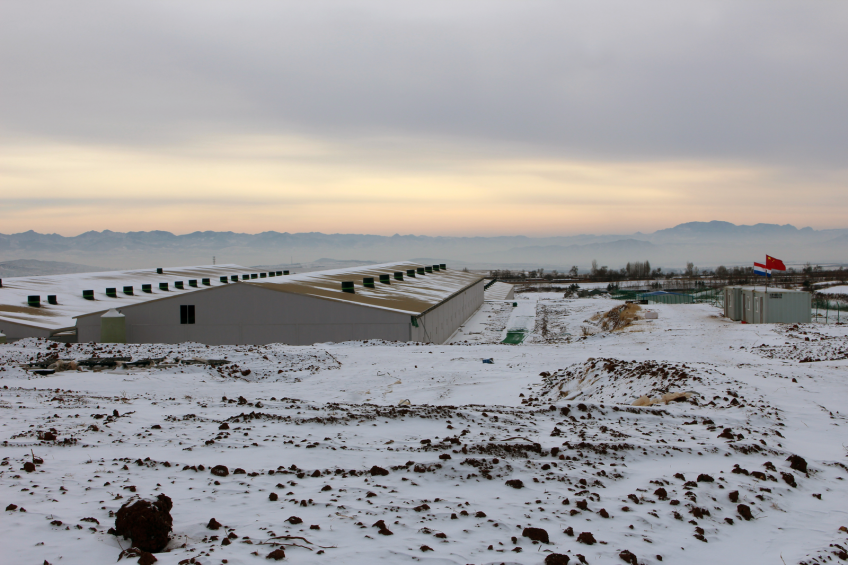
[753, 262, 771, 277]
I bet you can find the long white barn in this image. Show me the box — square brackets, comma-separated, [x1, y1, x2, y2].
[0, 263, 483, 345]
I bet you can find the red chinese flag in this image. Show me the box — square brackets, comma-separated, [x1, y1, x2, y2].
[766, 255, 786, 271]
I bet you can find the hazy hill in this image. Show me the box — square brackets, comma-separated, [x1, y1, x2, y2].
[0, 259, 108, 278]
[2, 222, 847, 271]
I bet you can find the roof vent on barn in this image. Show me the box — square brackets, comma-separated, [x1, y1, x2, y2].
[341, 281, 355, 293]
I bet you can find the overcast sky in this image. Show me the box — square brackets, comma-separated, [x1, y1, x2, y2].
[2, 1, 847, 236]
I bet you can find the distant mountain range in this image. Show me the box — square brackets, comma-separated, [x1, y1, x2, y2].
[1, 221, 846, 272]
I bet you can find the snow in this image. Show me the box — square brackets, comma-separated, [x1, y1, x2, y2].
[817, 286, 848, 295]
[483, 281, 514, 301]
[2, 295, 848, 565]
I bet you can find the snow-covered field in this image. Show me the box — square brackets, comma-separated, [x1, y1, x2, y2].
[818, 285, 848, 295]
[2, 295, 848, 565]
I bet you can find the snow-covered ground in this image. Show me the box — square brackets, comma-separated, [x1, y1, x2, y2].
[2, 295, 848, 565]
[817, 285, 848, 295]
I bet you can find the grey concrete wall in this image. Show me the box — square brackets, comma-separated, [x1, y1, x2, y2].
[0, 319, 52, 340]
[412, 280, 484, 344]
[77, 283, 413, 345]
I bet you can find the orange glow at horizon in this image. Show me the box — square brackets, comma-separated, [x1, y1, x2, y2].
[2, 136, 846, 236]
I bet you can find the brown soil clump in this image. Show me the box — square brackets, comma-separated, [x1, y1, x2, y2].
[576, 532, 596, 545]
[114, 494, 173, 553]
[505, 479, 524, 489]
[787, 454, 808, 474]
[211, 465, 229, 477]
[545, 554, 571, 565]
[266, 548, 286, 560]
[781, 472, 797, 487]
[206, 518, 221, 530]
[737, 504, 753, 521]
[619, 550, 637, 564]
[522, 527, 549, 543]
[369, 465, 389, 476]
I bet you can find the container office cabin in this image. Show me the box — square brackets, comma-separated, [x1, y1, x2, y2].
[738, 287, 811, 324]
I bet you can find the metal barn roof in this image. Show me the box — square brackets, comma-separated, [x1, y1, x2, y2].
[483, 281, 515, 301]
[249, 262, 483, 316]
[0, 264, 251, 332]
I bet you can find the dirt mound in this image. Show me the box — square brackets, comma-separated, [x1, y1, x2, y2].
[540, 358, 705, 404]
[114, 494, 173, 552]
[582, 303, 641, 334]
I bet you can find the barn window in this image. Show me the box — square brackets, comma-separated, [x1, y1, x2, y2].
[180, 305, 195, 324]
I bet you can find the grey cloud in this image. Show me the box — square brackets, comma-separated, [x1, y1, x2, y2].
[1, 0, 847, 165]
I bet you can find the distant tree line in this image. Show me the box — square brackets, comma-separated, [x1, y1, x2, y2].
[490, 260, 848, 288]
